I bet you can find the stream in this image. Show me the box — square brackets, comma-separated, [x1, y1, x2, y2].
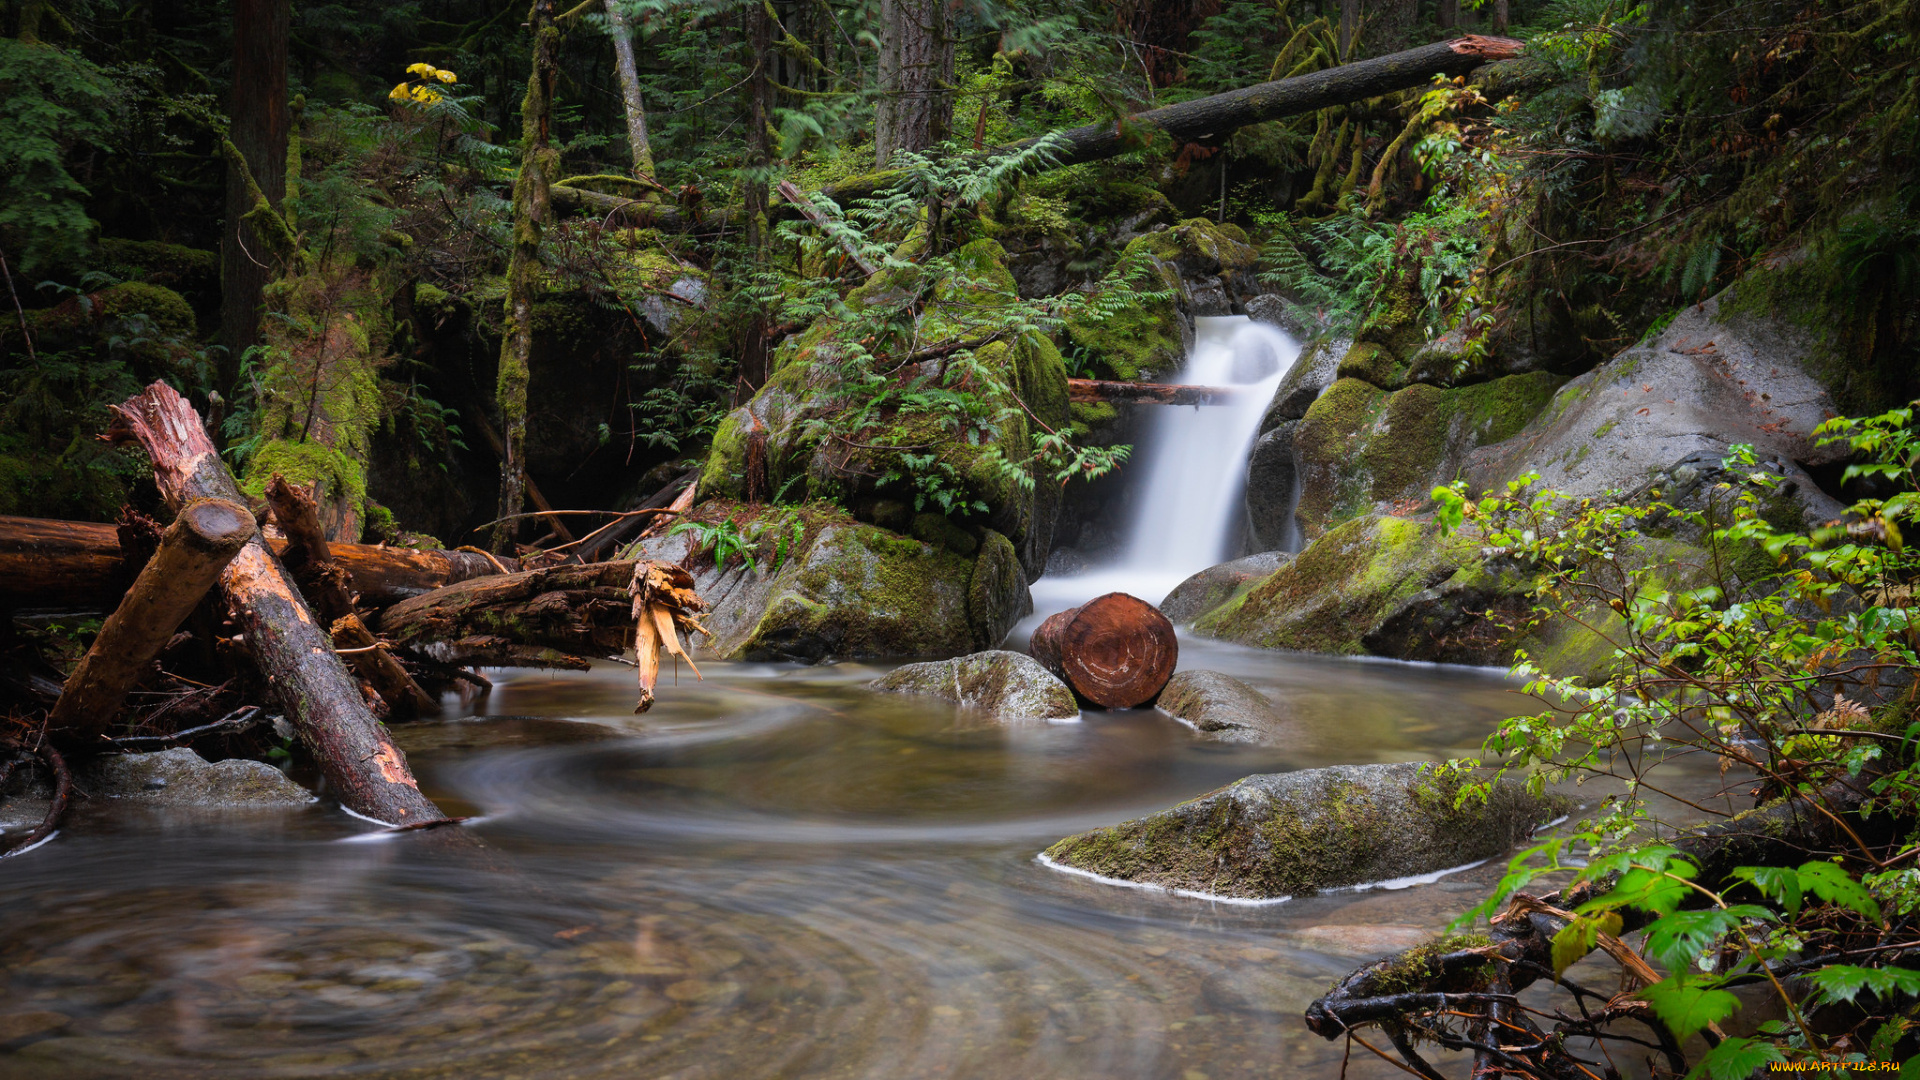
[0, 641, 1525, 1080]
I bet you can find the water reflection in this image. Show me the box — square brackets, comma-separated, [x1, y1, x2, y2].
[0, 645, 1526, 1079]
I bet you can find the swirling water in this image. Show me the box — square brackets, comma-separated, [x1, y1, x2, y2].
[0, 643, 1524, 1080]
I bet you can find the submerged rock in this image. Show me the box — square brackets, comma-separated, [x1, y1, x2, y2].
[1042, 761, 1569, 900]
[871, 651, 1079, 722]
[1154, 670, 1288, 744]
[1159, 552, 1290, 625]
[87, 747, 316, 808]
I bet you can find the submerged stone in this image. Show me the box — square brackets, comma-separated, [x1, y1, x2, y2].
[871, 651, 1079, 722]
[1154, 670, 1288, 744]
[87, 747, 316, 808]
[1042, 762, 1569, 901]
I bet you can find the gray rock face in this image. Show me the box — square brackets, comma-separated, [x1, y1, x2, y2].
[1043, 762, 1570, 900]
[1155, 670, 1289, 744]
[87, 748, 316, 807]
[871, 651, 1079, 722]
[1467, 290, 1849, 511]
[1159, 552, 1290, 625]
[1259, 338, 1347, 435]
[1243, 422, 1299, 554]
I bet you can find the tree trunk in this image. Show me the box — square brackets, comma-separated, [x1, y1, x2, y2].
[603, 0, 655, 181]
[105, 382, 450, 826]
[374, 561, 638, 667]
[493, 0, 561, 554]
[1338, 0, 1359, 57]
[0, 516, 517, 612]
[46, 499, 255, 743]
[220, 0, 290, 387]
[1493, 0, 1509, 32]
[331, 612, 438, 717]
[1027, 593, 1178, 709]
[1437, 0, 1460, 31]
[1067, 379, 1246, 405]
[872, 0, 953, 167]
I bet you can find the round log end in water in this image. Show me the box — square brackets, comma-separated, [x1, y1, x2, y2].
[1029, 593, 1177, 709]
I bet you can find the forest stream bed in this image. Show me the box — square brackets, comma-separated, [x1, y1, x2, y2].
[0, 638, 1554, 1080]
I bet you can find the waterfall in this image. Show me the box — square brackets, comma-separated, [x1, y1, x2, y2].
[1027, 315, 1301, 622]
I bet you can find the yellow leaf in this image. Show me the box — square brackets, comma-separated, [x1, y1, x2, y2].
[406, 62, 434, 77]
[389, 82, 411, 100]
[435, 68, 457, 83]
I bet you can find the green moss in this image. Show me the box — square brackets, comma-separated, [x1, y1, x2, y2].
[738, 521, 979, 659]
[1366, 933, 1496, 995]
[242, 439, 367, 508]
[96, 239, 218, 292]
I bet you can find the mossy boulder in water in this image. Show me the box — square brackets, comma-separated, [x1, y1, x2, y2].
[871, 651, 1078, 721]
[1155, 670, 1289, 745]
[1042, 762, 1570, 900]
[1159, 552, 1290, 625]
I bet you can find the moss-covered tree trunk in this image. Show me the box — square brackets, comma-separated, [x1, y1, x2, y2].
[220, 0, 289, 387]
[492, 0, 560, 553]
[872, 0, 953, 168]
[603, 0, 654, 182]
[737, 0, 774, 394]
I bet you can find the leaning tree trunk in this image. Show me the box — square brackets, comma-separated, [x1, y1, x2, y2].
[220, 0, 290, 387]
[493, 0, 560, 554]
[872, 0, 954, 167]
[106, 382, 449, 826]
[602, 0, 655, 181]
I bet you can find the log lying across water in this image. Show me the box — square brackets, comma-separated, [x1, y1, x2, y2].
[105, 382, 450, 827]
[375, 561, 639, 669]
[0, 515, 518, 611]
[1067, 379, 1245, 405]
[1030, 593, 1178, 709]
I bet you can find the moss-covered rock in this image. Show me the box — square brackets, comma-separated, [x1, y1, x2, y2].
[1060, 218, 1263, 381]
[1194, 514, 1475, 654]
[1293, 371, 1562, 540]
[1159, 552, 1291, 625]
[96, 239, 219, 325]
[1155, 670, 1290, 745]
[1042, 762, 1571, 900]
[870, 650, 1079, 722]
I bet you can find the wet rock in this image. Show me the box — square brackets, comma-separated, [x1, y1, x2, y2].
[1258, 337, 1346, 435]
[1288, 924, 1435, 959]
[1155, 670, 1288, 744]
[1242, 424, 1299, 554]
[871, 651, 1079, 722]
[1159, 552, 1290, 625]
[86, 748, 315, 808]
[1042, 761, 1571, 901]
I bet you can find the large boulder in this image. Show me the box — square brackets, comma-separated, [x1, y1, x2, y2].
[1293, 372, 1563, 541]
[1061, 218, 1266, 381]
[1155, 670, 1289, 744]
[871, 651, 1079, 721]
[1466, 289, 1849, 523]
[1159, 551, 1291, 625]
[627, 513, 1028, 662]
[1041, 762, 1571, 900]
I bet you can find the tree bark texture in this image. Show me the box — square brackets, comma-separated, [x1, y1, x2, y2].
[603, 0, 655, 180]
[493, 0, 560, 554]
[872, 0, 953, 167]
[1067, 379, 1246, 405]
[374, 561, 637, 669]
[220, 0, 290, 383]
[1028, 593, 1178, 708]
[0, 516, 517, 611]
[331, 612, 438, 717]
[47, 499, 255, 742]
[105, 382, 449, 826]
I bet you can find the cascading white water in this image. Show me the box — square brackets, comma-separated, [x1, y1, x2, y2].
[1024, 315, 1301, 624]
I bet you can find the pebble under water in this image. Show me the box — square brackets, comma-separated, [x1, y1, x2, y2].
[0, 638, 1527, 1079]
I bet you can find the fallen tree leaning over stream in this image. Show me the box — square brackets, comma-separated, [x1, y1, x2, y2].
[105, 382, 453, 827]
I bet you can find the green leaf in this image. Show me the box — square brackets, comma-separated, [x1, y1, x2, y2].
[1552, 911, 1622, 975]
[1731, 865, 1803, 916]
[1641, 977, 1740, 1043]
[1810, 965, 1920, 1006]
[1685, 1036, 1783, 1080]
[1644, 909, 1741, 974]
[1797, 861, 1882, 921]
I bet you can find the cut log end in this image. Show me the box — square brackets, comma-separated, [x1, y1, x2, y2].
[1029, 593, 1178, 709]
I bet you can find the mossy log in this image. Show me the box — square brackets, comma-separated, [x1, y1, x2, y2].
[1029, 593, 1178, 708]
[1067, 378, 1246, 405]
[47, 498, 255, 743]
[1303, 764, 1898, 1071]
[0, 516, 517, 611]
[104, 382, 450, 827]
[374, 560, 637, 668]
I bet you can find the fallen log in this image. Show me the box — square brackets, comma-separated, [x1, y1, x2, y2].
[375, 560, 639, 667]
[1067, 379, 1245, 405]
[46, 498, 255, 742]
[0, 515, 518, 611]
[105, 382, 449, 826]
[1029, 593, 1178, 709]
[1302, 764, 1900, 1076]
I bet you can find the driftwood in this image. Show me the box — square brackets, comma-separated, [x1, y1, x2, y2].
[1067, 379, 1245, 405]
[628, 561, 709, 712]
[46, 498, 254, 742]
[375, 561, 640, 668]
[1303, 765, 1900, 1077]
[267, 474, 436, 718]
[555, 37, 1521, 229]
[1029, 593, 1178, 708]
[0, 515, 517, 611]
[570, 467, 700, 563]
[104, 382, 449, 827]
